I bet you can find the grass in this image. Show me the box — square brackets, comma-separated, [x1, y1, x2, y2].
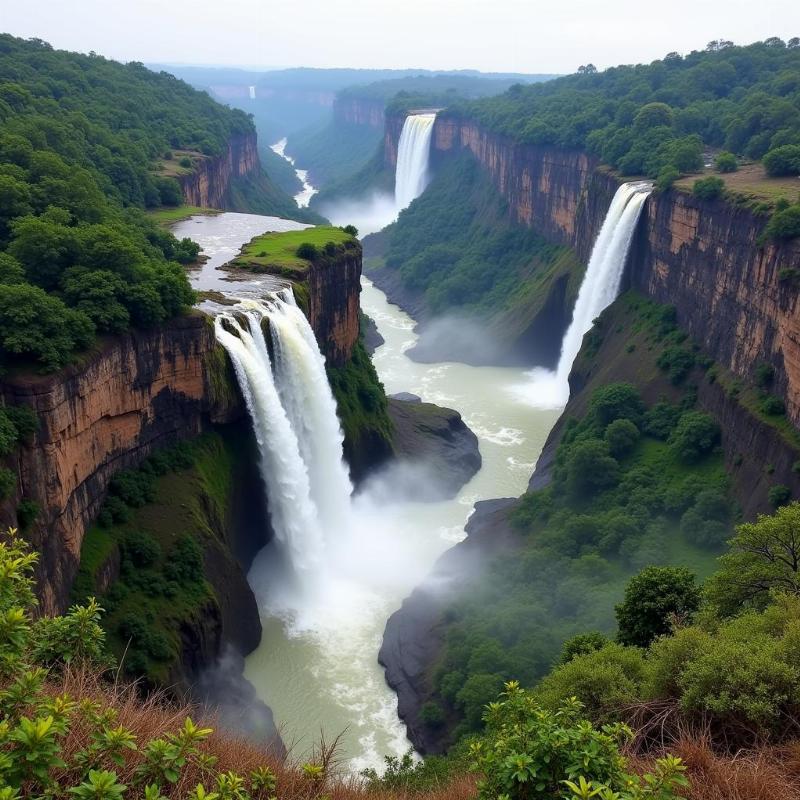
[155, 149, 205, 178]
[675, 163, 800, 209]
[146, 205, 221, 225]
[229, 226, 355, 277]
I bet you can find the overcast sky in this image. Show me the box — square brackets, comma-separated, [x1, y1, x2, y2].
[3, 0, 799, 74]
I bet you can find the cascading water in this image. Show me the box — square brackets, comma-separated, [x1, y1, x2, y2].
[516, 181, 652, 408]
[213, 291, 352, 582]
[394, 113, 436, 211]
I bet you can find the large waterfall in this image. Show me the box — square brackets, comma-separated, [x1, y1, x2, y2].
[394, 113, 436, 211]
[517, 181, 652, 408]
[214, 290, 352, 580]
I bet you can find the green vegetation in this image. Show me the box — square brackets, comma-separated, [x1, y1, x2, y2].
[146, 205, 220, 225]
[72, 434, 242, 684]
[427, 379, 730, 738]
[327, 339, 394, 467]
[0, 529, 289, 798]
[763, 143, 800, 176]
[692, 175, 725, 200]
[0, 36, 270, 369]
[471, 684, 687, 800]
[229, 226, 357, 277]
[453, 39, 800, 182]
[714, 151, 738, 173]
[367, 154, 583, 339]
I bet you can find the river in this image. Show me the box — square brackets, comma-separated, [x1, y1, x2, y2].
[171, 209, 559, 770]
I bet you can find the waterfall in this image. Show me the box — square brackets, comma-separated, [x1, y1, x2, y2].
[517, 181, 652, 408]
[214, 291, 352, 580]
[394, 113, 436, 211]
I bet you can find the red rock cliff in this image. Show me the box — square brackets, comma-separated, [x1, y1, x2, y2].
[412, 111, 800, 427]
[178, 133, 260, 209]
[0, 244, 364, 613]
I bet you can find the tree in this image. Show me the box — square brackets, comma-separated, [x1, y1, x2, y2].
[588, 383, 645, 427]
[604, 418, 640, 456]
[669, 411, 720, 462]
[705, 503, 800, 614]
[765, 205, 800, 240]
[763, 145, 800, 177]
[566, 440, 620, 494]
[715, 151, 738, 172]
[634, 102, 674, 131]
[616, 566, 700, 647]
[692, 175, 725, 200]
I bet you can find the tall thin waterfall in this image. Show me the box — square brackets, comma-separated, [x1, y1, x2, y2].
[394, 113, 436, 211]
[519, 181, 652, 408]
[214, 291, 352, 580]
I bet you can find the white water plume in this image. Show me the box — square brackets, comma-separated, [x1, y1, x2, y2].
[514, 181, 652, 409]
[395, 113, 436, 210]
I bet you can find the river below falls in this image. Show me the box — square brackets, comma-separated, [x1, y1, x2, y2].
[172, 210, 560, 771]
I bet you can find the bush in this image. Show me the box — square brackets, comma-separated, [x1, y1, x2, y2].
[616, 566, 700, 648]
[16, 498, 39, 529]
[566, 439, 620, 494]
[295, 242, 319, 260]
[692, 175, 725, 200]
[121, 532, 161, 568]
[755, 362, 775, 387]
[765, 204, 800, 240]
[472, 682, 687, 800]
[588, 383, 645, 427]
[715, 151, 738, 172]
[763, 144, 800, 176]
[0, 466, 16, 499]
[604, 418, 640, 456]
[163, 534, 204, 584]
[656, 345, 696, 384]
[559, 631, 612, 664]
[419, 701, 445, 728]
[178, 156, 192, 168]
[761, 394, 785, 415]
[768, 484, 791, 507]
[669, 411, 720, 462]
[643, 401, 682, 439]
[655, 165, 680, 192]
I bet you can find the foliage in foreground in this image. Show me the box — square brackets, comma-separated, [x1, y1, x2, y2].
[0, 529, 284, 799]
[471, 683, 687, 800]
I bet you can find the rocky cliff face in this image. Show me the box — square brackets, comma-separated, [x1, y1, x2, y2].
[333, 96, 385, 129]
[306, 247, 362, 368]
[0, 314, 241, 614]
[178, 133, 260, 209]
[383, 112, 407, 169]
[412, 111, 800, 427]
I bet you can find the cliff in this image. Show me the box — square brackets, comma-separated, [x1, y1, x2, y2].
[333, 96, 385, 129]
[393, 110, 800, 427]
[178, 133, 260, 209]
[0, 314, 241, 615]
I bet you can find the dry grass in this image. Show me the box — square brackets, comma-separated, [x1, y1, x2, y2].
[674, 163, 800, 206]
[44, 669, 477, 800]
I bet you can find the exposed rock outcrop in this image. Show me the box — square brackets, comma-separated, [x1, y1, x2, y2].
[178, 133, 260, 209]
[387, 398, 481, 499]
[334, 96, 385, 129]
[379, 498, 520, 754]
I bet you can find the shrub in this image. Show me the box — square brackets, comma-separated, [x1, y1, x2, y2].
[0, 466, 16, 499]
[559, 631, 613, 664]
[768, 484, 791, 507]
[536, 644, 647, 721]
[588, 383, 645, 427]
[692, 175, 725, 200]
[643, 401, 682, 439]
[295, 242, 319, 260]
[341, 224, 358, 236]
[16, 498, 39, 529]
[121, 532, 161, 568]
[765, 204, 800, 240]
[655, 165, 680, 192]
[669, 411, 720, 462]
[323, 241, 337, 256]
[178, 156, 192, 168]
[763, 144, 800, 176]
[419, 701, 445, 728]
[604, 418, 640, 456]
[755, 362, 775, 387]
[656, 345, 696, 384]
[761, 394, 785, 415]
[566, 439, 620, 494]
[472, 682, 687, 800]
[715, 151, 738, 172]
[163, 535, 204, 584]
[616, 566, 700, 647]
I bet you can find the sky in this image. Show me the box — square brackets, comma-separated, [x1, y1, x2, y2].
[2, 0, 799, 74]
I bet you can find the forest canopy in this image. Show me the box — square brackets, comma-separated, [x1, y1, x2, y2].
[0, 35, 255, 370]
[450, 39, 800, 179]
